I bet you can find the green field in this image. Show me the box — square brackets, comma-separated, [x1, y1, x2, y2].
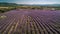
[0, 7, 16, 13]
[0, 6, 60, 13]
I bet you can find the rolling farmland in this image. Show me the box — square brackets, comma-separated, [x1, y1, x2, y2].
[0, 9, 60, 34]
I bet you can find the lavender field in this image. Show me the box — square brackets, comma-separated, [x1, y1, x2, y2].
[0, 9, 60, 34]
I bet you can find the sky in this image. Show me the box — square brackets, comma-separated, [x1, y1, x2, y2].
[0, 0, 60, 4]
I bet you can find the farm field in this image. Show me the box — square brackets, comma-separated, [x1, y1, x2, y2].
[0, 9, 60, 34]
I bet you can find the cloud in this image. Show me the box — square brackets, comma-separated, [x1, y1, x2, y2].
[0, 0, 60, 4]
[16, 2, 60, 4]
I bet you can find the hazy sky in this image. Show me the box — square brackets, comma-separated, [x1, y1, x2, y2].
[0, 0, 60, 4]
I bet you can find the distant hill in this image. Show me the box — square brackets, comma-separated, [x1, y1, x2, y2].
[0, 2, 60, 7]
[0, 2, 18, 7]
[25, 4, 60, 7]
[18, 4, 60, 7]
[39, 4, 60, 7]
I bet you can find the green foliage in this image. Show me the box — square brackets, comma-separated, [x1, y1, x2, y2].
[0, 7, 16, 13]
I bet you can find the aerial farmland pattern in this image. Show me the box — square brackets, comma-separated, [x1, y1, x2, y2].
[0, 9, 60, 34]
